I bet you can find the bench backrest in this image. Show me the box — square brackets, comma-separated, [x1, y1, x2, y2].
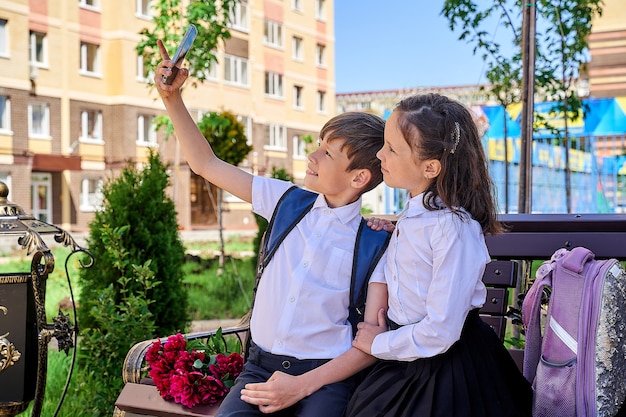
[479, 213, 626, 342]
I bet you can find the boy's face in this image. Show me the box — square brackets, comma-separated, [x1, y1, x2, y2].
[305, 136, 356, 207]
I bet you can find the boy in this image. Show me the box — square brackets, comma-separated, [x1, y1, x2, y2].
[155, 40, 388, 417]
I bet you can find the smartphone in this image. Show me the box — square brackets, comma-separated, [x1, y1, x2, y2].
[163, 24, 198, 85]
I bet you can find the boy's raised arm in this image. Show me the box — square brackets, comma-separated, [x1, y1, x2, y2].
[155, 39, 253, 203]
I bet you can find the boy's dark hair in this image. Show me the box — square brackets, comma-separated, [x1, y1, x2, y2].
[395, 93, 503, 235]
[320, 112, 385, 194]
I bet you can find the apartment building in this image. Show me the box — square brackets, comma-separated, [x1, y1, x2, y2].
[586, 0, 626, 98]
[0, 0, 334, 231]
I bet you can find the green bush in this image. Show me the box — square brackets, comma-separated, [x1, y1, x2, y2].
[78, 150, 188, 336]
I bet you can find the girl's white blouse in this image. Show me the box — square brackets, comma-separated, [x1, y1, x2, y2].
[371, 193, 491, 362]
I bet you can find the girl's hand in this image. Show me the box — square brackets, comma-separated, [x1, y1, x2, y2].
[154, 39, 189, 96]
[352, 308, 388, 354]
[366, 217, 395, 233]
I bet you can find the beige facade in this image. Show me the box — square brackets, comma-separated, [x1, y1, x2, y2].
[586, 0, 626, 98]
[0, 0, 335, 231]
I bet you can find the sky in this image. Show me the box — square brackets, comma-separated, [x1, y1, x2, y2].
[334, 1, 509, 93]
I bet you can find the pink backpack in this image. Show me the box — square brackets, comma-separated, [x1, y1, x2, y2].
[522, 246, 626, 416]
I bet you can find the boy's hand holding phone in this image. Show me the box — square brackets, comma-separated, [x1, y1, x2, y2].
[158, 24, 197, 87]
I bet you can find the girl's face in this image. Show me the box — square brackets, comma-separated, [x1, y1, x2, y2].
[377, 110, 434, 197]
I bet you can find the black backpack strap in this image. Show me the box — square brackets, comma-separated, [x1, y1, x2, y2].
[347, 218, 391, 334]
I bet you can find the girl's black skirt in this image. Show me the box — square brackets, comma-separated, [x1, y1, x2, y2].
[344, 309, 532, 417]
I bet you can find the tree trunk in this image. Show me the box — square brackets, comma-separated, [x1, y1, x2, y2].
[204, 180, 225, 273]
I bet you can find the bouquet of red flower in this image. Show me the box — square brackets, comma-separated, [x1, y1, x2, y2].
[145, 328, 244, 408]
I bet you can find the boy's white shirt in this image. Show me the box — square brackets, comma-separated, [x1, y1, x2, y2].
[250, 176, 386, 360]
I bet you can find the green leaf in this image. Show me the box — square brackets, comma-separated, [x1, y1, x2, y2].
[193, 359, 204, 369]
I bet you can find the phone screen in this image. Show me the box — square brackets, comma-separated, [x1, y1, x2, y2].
[163, 24, 198, 85]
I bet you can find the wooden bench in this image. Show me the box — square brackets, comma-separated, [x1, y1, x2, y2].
[114, 213, 626, 417]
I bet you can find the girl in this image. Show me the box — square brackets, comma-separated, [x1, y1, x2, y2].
[346, 93, 532, 417]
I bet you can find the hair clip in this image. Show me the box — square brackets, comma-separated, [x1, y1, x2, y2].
[450, 122, 460, 154]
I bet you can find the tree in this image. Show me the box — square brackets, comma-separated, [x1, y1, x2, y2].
[442, 0, 523, 213]
[442, 0, 602, 213]
[534, 0, 602, 212]
[78, 150, 188, 337]
[136, 0, 238, 88]
[197, 110, 253, 270]
[138, 0, 245, 261]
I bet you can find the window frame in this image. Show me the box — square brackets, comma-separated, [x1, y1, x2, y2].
[264, 124, 287, 151]
[136, 0, 152, 18]
[0, 19, 8, 57]
[293, 135, 307, 158]
[263, 20, 284, 49]
[79, 0, 100, 10]
[137, 114, 157, 146]
[136, 53, 152, 82]
[0, 96, 11, 133]
[80, 41, 101, 76]
[316, 90, 326, 113]
[224, 54, 249, 87]
[28, 102, 51, 139]
[291, 0, 303, 12]
[315, 43, 326, 67]
[293, 85, 304, 109]
[315, 0, 326, 21]
[228, 1, 249, 33]
[80, 109, 104, 143]
[265, 72, 284, 99]
[292, 36, 303, 61]
[29, 31, 48, 67]
[80, 177, 103, 212]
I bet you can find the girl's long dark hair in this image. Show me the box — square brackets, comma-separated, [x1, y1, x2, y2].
[396, 93, 503, 235]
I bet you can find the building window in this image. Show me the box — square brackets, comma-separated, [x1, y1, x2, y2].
[79, 0, 100, 8]
[80, 178, 103, 212]
[317, 91, 326, 113]
[316, 44, 326, 67]
[80, 42, 100, 75]
[136, 0, 152, 18]
[137, 114, 157, 145]
[293, 135, 306, 158]
[263, 20, 283, 48]
[229, 1, 249, 32]
[291, 0, 303, 12]
[293, 85, 304, 109]
[202, 51, 219, 81]
[136, 54, 152, 82]
[236, 115, 253, 145]
[0, 96, 10, 133]
[80, 110, 103, 142]
[265, 124, 287, 150]
[224, 54, 249, 87]
[30, 31, 47, 67]
[0, 20, 7, 57]
[265, 72, 284, 98]
[28, 103, 50, 138]
[292, 36, 303, 61]
[315, 0, 326, 21]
